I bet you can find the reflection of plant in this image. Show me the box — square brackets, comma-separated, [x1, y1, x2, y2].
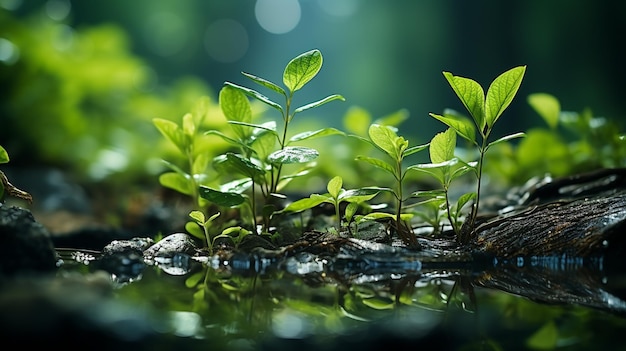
[205, 49, 345, 233]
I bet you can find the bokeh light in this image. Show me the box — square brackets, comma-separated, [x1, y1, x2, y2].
[255, 0, 301, 34]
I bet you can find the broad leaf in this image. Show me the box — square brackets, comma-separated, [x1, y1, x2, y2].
[430, 128, 456, 163]
[224, 82, 283, 114]
[199, 186, 246, 207]
[289, 127, 345, 143]
[241, 72, 286, 97]
[283, 49, 323, 93]
[182, 113, 195, 137]
[454, 192, 476, 214]
[293, 94, 345, 115]
[429, 112, 477, 145]
[343, 106, 372, 136]
[368, 124, 405, 160]
[528, 93, 560, 129]
[355, 155, 395, 175]
[213, 153, 265, 179]
[220, 178, 253, 194]
[339, 188, 380, 203]
[159, 172, 192, 195]
[485, 65, 526, 128]
[268, 146, 319, 164]
[327, 176, 342, 199]
[189, 210, 205, 224]
[443, 72, 486, 131]
[153, 118, 189, 154]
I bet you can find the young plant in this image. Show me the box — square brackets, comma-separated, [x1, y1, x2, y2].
[280, 176, 379, 234]
[429, 66, 527, 243]
[188, 210, 221, 254]
[410, 128, 476, 235]
[354, 124, 429, 247]
[207, 49, 345, 233]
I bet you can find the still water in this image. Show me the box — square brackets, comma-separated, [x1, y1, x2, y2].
[56, 247, 626, 351]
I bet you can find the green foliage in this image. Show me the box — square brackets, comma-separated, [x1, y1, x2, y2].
[281, 176, 379, 234]
[208, 49, 345, 233]
[355, 124, 429, 246]
[187, 211, 221, 253]
[429, 66, 527, 243]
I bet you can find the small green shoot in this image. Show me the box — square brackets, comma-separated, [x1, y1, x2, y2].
[429, 66, 526, 242]
[0, 145, 32, 203]
[187, 210, 221, 254]
[281, 176, 379, 234]
[355, 124, 429, 246]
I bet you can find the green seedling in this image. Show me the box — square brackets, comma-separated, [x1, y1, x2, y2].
[410, 128, 476, 235]
[429, 66, 526, 243]
[355, 124, 429, 247]
[207, 49, 345, 233]
[280, 175, 379, 234]
[153, 97, 214, 209]
[213, 226, 253, 249]
[187, 210, 222, 254]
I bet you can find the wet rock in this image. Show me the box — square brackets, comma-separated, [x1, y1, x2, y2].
[0, 204, 57, 277]
[102, 237, 155, 256]
[143, 233, 198, 259]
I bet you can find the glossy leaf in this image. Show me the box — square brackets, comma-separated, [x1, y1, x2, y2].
[219, 85, 252, 140]
[267, 146, 319, 164]
[189, 210, 205, 224]
[528, 93, 560, 129]
[283, 49, 323, 93]
[403, 143, 429, 157]
[339, 188, 380, 203]
[282, 194, 329, 213]
[218, 153, 265, 179]
[368, 124, 405, 160]
[443, 72, 486, 131]
[241, 72, 286, 97]
[485, 65, 526, 128]
[487, 132, 526, 149]
[199, 186, 246, 207]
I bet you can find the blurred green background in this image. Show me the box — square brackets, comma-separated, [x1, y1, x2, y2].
[2, 0, 625, 184]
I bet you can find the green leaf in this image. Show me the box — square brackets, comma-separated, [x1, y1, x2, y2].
[443, 71, 486, 131]
[182, 113, 195, 137]
[199, 186, 246, 207]
[485, 65, 526, 128]
[293, 94, 345, 115]
[339, 188, 380, 203]
[153, 118, 189, 154]
[219, 85, 252, 140]
[282, 194, 329, 213]
[0, 146, 9, 164]
[526, 321, 558, 350]
[241, 72, 286, 97]
[343, 106, 372, 136]
[368, 124, 405, 159]
[159, 172, 192, 195]
[267, 146, 319, 164]
[220, 178, 253, 194]
[430, 128, 456, 163]
[429, 112, 477, 145]
[487, 132, 526, 149]
[283, 49, 323, 93]
[528, 93, 560, 129]
[191, 96, 211, 126]
[289, 127, 344, 143]
[189, 210, 205, 224]
[355, 155, 395, 175]
[185, 221, 205, 240]
[327, 176, 342, 199]
[455, 192, 476, 212]
[224, 82, 283, 114]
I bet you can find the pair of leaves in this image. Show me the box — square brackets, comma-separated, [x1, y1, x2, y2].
[430, 66, 526, 145]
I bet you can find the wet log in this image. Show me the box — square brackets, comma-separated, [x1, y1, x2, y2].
[469, 168, 626, 259]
